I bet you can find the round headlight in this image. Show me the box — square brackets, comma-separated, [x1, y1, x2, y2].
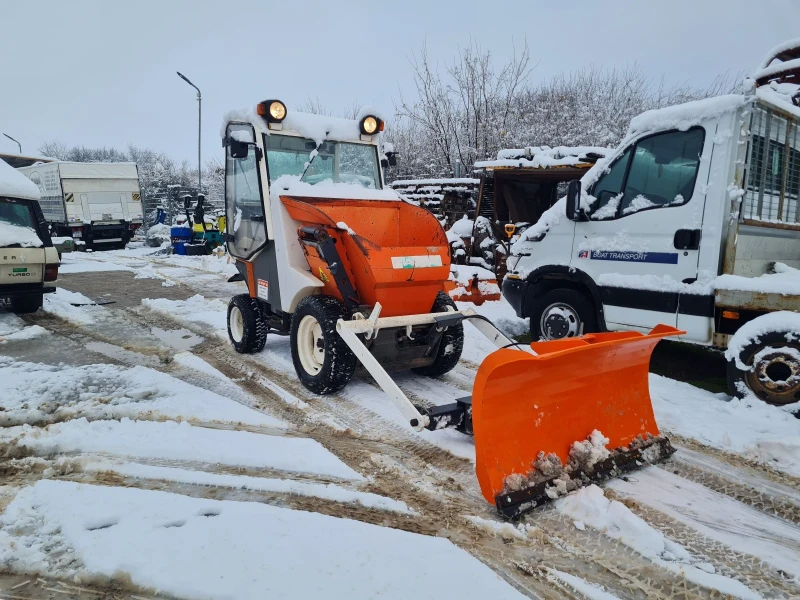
[361, 116, 379, 135]
[269, 101, 286, 121]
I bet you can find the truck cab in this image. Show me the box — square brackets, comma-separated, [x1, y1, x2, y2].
[504, 38, 800, 405]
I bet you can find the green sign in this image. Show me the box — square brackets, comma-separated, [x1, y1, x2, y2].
[12, 268, 27, 273]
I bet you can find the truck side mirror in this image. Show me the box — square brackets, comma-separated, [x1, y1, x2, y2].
[229, 139, 249, 160]
[566, 180, 582, 221]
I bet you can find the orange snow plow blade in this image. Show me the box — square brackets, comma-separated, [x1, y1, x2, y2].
[472, 325, 681, 518]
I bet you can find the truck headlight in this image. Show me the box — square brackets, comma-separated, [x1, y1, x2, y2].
[258, 100, 287, 123]
[360, 115, 383, 135]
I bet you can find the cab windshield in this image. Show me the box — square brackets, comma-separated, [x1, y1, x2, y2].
[264, 134, 382, 189]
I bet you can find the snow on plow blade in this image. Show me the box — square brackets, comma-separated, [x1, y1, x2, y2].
[472, 325, 682, 519]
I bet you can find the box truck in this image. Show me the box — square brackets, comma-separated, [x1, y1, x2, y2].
[17, 162, 143, 249]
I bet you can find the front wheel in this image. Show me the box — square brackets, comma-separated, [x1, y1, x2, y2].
[529, 288, 598, 341]
[412, 291, 464, 377]
[727, 331, 800, 406]
[290, 295, 357, 395]
[227, 294, 267, 354]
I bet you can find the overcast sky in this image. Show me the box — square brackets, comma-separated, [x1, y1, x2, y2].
[1, 0, 797, 165]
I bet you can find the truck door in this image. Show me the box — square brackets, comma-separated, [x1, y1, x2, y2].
[225, 123, 267, 260]
[572, 127, 709, 331]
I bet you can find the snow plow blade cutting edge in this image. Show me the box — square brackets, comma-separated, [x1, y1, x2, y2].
[472, 324, 681, 519]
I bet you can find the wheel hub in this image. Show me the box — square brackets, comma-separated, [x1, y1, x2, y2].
[297, 315, 326, 375]
[746, 346, 800, 404]
[229, 306, 244, 343]
[541, 303, 580, 340]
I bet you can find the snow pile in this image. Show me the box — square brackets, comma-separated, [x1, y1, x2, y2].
[42, 288, 103, 325]
[0, 221, 43, 248]
[0, 313, 49, 343]
[717, 262, 800, 296]
[725, 310, 800, 367]
[556, 485, 760, 599]
[392, 178, 479, 187]
[0, 356, 282, 428]
[147, 223, 171, 245]
[58, 253, 133, 274]
[448, 215, 474, 237]
[650, 374, 800, 476]
[0, 481, 526, 600]
[142, 294, 228, 335]
[11, 417, 359, 480]
[0, 158, 40, 201]
[270, 174, 400, 201]
[501, 430, 669, 502]
[627, 95, 748, 137]
[510, 197, 569, 251]
[475, 146, 609, 170]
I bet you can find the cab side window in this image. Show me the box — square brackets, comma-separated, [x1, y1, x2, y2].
[225, 124, 267, 259]
[589, 127, 705, 220]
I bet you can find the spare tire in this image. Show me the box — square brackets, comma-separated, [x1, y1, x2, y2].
[727, 330, 800, 406]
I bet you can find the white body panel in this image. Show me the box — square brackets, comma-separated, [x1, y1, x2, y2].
[17, 162, 143, 226]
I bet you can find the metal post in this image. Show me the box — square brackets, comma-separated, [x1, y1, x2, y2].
[177, 71, 202, 195]
[3, 133, 21, 154]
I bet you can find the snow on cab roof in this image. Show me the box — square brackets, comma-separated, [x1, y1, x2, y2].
[0, 158, 40, 201]
[627, 95, 748, 137]
[222, 103, 385, 145]
[474, 146, 610, 170]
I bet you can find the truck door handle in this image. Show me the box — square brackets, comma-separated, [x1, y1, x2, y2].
[674, 229, 701, 250]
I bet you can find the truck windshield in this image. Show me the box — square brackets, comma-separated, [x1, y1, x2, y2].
[264, 134, 381, 189]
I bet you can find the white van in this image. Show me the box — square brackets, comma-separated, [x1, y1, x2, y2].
[0, 160, 59, 313]
[503, 39, 800, 405]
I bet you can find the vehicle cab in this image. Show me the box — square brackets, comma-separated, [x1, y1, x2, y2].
[503, 94, 748, 342]
[0, 160, 59, 313]
[221, 100, 395, 317]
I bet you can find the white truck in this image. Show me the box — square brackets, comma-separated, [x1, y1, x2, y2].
[503, 38, 800, 406]
[17, 162, 143, 249]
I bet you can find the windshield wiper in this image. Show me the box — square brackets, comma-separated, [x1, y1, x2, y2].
[299, 142, 323, 182]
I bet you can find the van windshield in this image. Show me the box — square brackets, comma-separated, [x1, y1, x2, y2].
[264, 134, 381, 189]
[0, 198, 42, 248]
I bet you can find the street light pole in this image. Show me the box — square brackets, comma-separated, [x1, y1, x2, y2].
[3, 133, 21, 154]
[176, 71, 202, 195]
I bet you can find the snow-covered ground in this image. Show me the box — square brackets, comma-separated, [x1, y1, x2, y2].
[1, 245, 799, 599]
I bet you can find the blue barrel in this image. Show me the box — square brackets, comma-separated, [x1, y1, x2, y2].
[173, 242, 187, 255]
[170, 226, 192, 244]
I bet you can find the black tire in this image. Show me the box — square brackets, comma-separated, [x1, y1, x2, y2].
[10, 294, 43, 314]
[529, 288, 598, 341]
[727, 330, 800, 406]
[412, 291, 464, 377]
[227, 294, 267, 354]
[290, 295, 357, 394]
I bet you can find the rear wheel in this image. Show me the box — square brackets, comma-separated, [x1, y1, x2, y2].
[10, 294, 43, 314]
[529, 288, 598, 341]
[412, 291, 464, 377]
[227, 294, 267, 353]
[727, 331, 800, 406]
[290, 295, 357, 394]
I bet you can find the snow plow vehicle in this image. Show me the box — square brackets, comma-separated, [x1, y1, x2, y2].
[220, 100, 678, 517]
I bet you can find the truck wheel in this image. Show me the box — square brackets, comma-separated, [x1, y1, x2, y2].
[530, 288, 598, 341]
[727, 331, 800, 406]
[290, 295, 357, 395]
[10, 294, 43, 314]
[227, 294, 267, 354]
[413, 291, 464, 377]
